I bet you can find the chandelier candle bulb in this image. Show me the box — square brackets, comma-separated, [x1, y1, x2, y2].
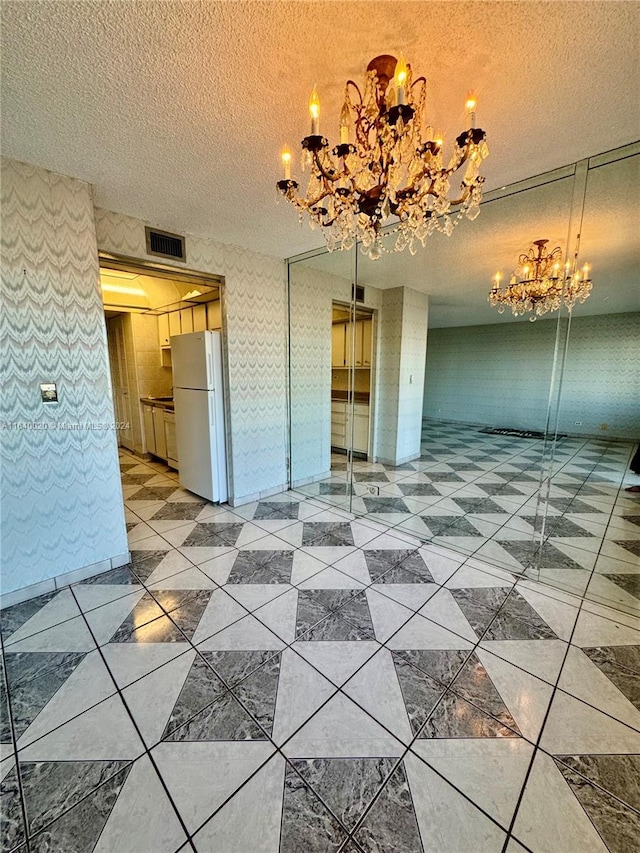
[583, 263, 589, 281]
[339, 102, 350, 144]
[281, 146, 292, 180]
[395, 55, 408, 106]
[466, 90, 477, 127]
[309, 85, 320, 134]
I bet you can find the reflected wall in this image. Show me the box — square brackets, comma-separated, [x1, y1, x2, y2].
[286, 143, 639, 617]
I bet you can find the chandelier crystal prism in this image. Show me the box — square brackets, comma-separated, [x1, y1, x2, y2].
[277, 55, 489, 260]
[488, 239, 593, 321]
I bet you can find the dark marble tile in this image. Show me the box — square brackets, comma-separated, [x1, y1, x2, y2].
[548, 498, 605, 514]
[362, 497, 411, 514]
[128, 549, 171, 582]
[421, 516, 484, 538]
[121, 472, 157, 486]
[423, 472, 465, 483]
[449, 587, 511, 637]
[19, 759, 131, 835]
[353, 472, 391, 483]
[453, 498, 508, 515]
[319, 483, 355, 496]
[497, 541, 587, 570]
[2, 653, 87, 740]
[484, 591, 558, 641]
[151, 590, 213, 639]
[364, 550, 430, 582]
[26, 763, 131, 853]
[583, 647, 640, 707]
[477, 484, 527, 497]
[392, 650, 468, 687]
[118, 461, 138, 472]
[383, 463, 416, 472]
[77, 565, 142, 585]
[555, 754, 640, 812]
[253, 501, 300, 520]
[354, 761, 424, 852]
[128, 486, 177, 501]
[230, 654, 281, 736]
[612, 540, 640, 559]
[448, 654, 522, 735]
[109, 614, 185, 644]
[397, 483, 441, 497]
[555, 757, 640, 853]
[299, 610, 375, 642]
[621, 515, 640, 529]
[375, 563, 434, 585]
[108, 593, 164, 641]
[150, 501, 206, 521]
[181, 522, 244, 548]
[227, 550, 293, 584]
[0, 767, 25, 851]
[331, 462, 348, 471]
[447, 462, 482, 471]
[520, 516, 596, 538]
[201, 650, 280, 689]
[289, 757, 396, 831]
[392, 655, 446, 734]
[164, 691, 266, 741]
[508, 473, 542, 483]
[280, 762, 348, 852]
[162, 655, 228, 739]
[0, 592, 58, 641]
[421, 690, 520, 738]
[301, 523, 355, 547]
[126, 522, 138, 533]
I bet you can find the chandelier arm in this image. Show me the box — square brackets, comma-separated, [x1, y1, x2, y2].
[345, 79, 364, 105]
[311, 149, 341, 183]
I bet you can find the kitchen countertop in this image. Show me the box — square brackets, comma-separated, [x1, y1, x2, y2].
[331, 392, 370, 404]
[140, 397, 175, 411]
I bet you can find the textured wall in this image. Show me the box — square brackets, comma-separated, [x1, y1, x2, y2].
[0, 158, 128, 594]
[94, 208, 288, 503]
[423, 313, 640, 438]
[559, 312, 640, 438]
[374, 287, 429, 464]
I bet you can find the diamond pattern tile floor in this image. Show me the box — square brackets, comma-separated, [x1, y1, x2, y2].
[1, 439, 639, 852]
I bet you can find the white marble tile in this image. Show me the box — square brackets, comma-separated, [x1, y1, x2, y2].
[512, 751, 608, 853]
[405, 751, 507, 852]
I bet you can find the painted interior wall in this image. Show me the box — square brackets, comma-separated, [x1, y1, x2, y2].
[423, 312, 640, 439]
[94, 208, 288, 504]
[0, 158, 128, 597]
[376, 287, 429, 464]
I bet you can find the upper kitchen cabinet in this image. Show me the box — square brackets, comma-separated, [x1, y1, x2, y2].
[331, 314, 373, 369]
[158, 313, 170, 348]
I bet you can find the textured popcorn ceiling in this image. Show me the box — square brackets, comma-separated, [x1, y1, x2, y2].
[1, 1, 639, 260]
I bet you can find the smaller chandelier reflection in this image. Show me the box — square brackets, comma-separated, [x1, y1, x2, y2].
[488, 239, 593, 321]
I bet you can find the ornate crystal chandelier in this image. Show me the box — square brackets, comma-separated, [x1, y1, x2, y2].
[277, 55, 489, 260]
[488, 239, 593, 321]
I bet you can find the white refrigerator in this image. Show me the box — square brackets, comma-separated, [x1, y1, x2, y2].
[171, 330, 228, 504]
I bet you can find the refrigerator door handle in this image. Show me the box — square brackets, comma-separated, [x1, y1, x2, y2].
[209, 393, 216, 427]
[208, 351, 215, 391]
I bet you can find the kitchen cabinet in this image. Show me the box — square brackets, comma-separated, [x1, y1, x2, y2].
[331, 400, 369, 454]
[207, 301, 221, 330]
[152, 406, 167, 460]
[169, 311, 181, 340]
[193, 304, 207, 332]
[332, 323, 346, 367]
[164, 411, 178, 469]
[332, 318, 373, 368]
[180, 308, 194, 334]
[143, 404, 157, 455]
[142, 402, 178, 468]
[158, 314, 170, 348]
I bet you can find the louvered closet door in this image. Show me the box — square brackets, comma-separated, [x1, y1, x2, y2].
[107, 316, 134, 450]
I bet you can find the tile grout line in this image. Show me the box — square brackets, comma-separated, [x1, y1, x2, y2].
[67, 584, 198, 853]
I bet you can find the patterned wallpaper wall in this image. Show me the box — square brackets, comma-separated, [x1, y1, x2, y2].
[1, 158, 128, 594]
[423, 312, 640, 439]
[94, 208, 288, 503]
[288, 264, 348, 484]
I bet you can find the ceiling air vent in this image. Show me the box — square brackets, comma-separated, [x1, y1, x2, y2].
[352, 283, 365, 303]
[145, 226, 186, 261]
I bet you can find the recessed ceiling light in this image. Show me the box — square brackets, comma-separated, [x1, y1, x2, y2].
[100, 269, 139, 280]
[101, 283, 146, 296]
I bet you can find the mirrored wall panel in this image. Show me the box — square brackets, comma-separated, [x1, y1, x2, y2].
[286, 145, 638, 617]
[530, 145, 640, 613]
